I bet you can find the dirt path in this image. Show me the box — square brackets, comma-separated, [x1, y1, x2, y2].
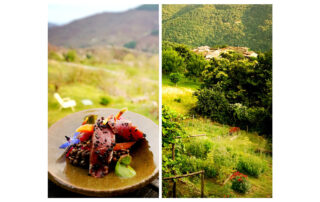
[61, 61, 122, 76]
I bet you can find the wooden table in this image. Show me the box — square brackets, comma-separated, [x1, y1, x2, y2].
[48, 178, 159, 198]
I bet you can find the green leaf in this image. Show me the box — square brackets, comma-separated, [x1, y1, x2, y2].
[119, 155, 131, 165]
[115, 155, 136, 178]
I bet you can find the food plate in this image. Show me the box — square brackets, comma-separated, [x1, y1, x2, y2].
[48, 108, 159, 197]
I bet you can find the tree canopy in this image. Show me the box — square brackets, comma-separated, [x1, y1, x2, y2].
[163, 4, 272, 52]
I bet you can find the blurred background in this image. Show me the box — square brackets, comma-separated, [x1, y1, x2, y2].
[48, 4, 159, 127]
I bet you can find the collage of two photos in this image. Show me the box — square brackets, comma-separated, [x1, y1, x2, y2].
[48, 3, 272, 198]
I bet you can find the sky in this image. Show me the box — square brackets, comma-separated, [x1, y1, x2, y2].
[48, 3, 141, 25]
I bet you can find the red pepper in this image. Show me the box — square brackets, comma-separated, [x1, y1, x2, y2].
[66, 147, 73, 158]
[78, 132, 93, 142]
[113, 142, 136, 151]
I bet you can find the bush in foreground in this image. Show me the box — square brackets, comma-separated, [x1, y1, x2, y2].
[169, 72, 183, 86]
[178, 156, 217, 178]
[230, 171, 251, 193]
[185, 139, 213, 159]
[237, 153, 267, 177]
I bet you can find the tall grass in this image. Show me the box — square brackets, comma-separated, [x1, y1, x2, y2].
[237, 153, 268, 177]
[185, 139, 213, 159]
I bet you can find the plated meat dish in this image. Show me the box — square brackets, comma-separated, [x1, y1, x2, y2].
[59, 108, 146, 178]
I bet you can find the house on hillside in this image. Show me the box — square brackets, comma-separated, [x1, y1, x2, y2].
[193, 45, 258, 60]
[194, 46, 211, 53]
[245, 51, 258, 58]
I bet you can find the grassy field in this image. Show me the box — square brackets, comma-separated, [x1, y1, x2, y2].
[48, 53, 159, 127]
[162, 76, 200, 115]
[162, 75, 272, 198]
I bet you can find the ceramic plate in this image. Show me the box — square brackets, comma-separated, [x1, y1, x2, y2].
[48, 108, 159, 197]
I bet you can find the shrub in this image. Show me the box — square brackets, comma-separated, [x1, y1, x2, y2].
[64, 50, 77, 62]
[237, 153, 267, 177]
[178, 156, 216, 178]
[207, 145, 239, 182]
[195, 89, 272, 136]
[202, 161, 217, 178]
[86, 53, 93, 59]
[185, 139, 213, 159]
[194, 88, 232, 124]
[124, 41, 137, 49]
[169, 72, 183, 86]
[230, 171, 251, 193]
[162, 105, 186, 146]
[246, 106, 272, 136]
[173, 98, 181, 103]
[99, 96, 112, 106]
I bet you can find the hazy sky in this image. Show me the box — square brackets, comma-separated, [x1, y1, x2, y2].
[48, 3, 141, 25]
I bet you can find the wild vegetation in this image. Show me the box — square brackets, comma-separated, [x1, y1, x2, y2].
[162, 40, 272, 197]
[162, 4, 272, 52]
[162, 41, 272, 137]
[48, 45, 159, 127]
[162, 78, 272, 198]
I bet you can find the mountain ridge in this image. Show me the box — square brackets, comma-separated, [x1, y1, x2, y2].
[48, 5, 159, 53]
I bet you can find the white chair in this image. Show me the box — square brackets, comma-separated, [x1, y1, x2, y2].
[54, 93, 76, 111]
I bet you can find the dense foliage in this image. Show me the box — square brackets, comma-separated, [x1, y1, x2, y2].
[185, 139, 213, 159]
[237, 154, 267, 177]
[162, 41, 209, 78]
[169, 73, 183, 86]
[162, 104, 187, 197]
[162, 41, 272, 136]
[194, 50, 272, 137]
[163, 5, 272, 52]
[162, 48, 186, 74]
[162, 105, 186, 147]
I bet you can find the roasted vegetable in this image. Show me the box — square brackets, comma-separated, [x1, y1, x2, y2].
[76, 124, 94, 133]
[113, 142, 136, 151]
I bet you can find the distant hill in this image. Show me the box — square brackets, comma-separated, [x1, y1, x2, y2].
[48, 22, 58, 29]
[48, 5, 158, 53]
[162, 4, 272, 52]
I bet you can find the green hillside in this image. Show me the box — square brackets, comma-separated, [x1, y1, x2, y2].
[162, 4, 272, 52]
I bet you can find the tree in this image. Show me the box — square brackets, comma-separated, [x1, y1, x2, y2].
[162, 49, 185, 74]
[185, 53, 208, 78]
[169, 72, 183, 86]
[195, 50, 272, 137]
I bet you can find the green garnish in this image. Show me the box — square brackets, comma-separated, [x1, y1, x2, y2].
[84, 115, 97, 124]
[115, 155, 136, 178]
